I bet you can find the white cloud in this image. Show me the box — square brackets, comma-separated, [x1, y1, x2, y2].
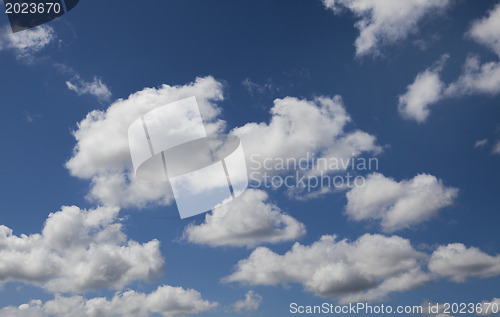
[65, 76, 224, 208]
[66, 76, 112, 101]
[224, 232, 500, 303]
[242, 78, 274, 96]
[0, 285, 217, 317]
[467, 3, 500, 57]
[68, 78, 379, 207]
[445, 55, 500, 97]
[232, 95, 381, 197]
[428, 243, 500, 282]
[475, 138, 489, 148]
[231, 290, 262, 313]
[224, 233, 430, 303]
[0, 25, 55, 62]
[322, 0, 450, 57]
[398, 55, 448, 123]
[0, 206, 164, 293]
[400, 4, 500, 122]
[183, 189, 305, 248]
[345, 173, 458, 232]
[400, 55, 500, 122]
[492, 141, 500, 155]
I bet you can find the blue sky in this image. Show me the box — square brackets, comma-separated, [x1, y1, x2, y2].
[0, 0, 499, 316]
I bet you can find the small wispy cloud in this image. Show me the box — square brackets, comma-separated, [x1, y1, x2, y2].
[23, 111, 41, 123]
[242, 78, 274, 96]
[0, 24, 55, 62]
[474, 138, 488, 148]
[66, 75, 112, 102]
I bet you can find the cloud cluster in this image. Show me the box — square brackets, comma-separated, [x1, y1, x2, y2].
[224, 234, 429, 303]
[399, 3, 500, 122]
[0, 206, 164, 293]
[0, 25, 55, 62]
[345, 173, 458, 232]
[66, 76, 224, 208]
[68, 76, 381, 203]
[0, 285, 217, 317]
[66, 76, 112, 102]
[224, 233, 500, 303]
[322, 0, 450, 57]
[183, 189, 305, 248]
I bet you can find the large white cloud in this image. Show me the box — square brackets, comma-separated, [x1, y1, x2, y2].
[65, 76, 224, 208]
[183, 189, 305, 248]
[223, 234, 430, 303]
[0, 25, 55, 62]
[345, 173, 458, 232]
[234, 96, 381, 167]
[68, 77, 380, 206]
[428, 243, 500, 282]
[0, 206, 164, 293]
[322, 0, 450, 57]
[0, 285, 217, 317]
[224, 233, 500, 303]
[232, 95, 381, 198]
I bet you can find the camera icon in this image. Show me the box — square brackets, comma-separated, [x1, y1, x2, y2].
[128, 97, 248, 219]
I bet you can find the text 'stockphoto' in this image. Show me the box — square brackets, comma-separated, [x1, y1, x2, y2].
[0, 1, 498, 317]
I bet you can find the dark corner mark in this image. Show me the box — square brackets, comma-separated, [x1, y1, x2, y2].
[3, 0, 80, 33]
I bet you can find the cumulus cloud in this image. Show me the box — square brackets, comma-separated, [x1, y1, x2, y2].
[224, 233, 500, 303]
[65, 76, 224, 208]
[183, 189, 305, 248]
[68, 76, 380, 206]
[66, 76, 112, 101]
[233, 96, 381, 165]
[0, 25, 55, 61]
[322, 0, 450, 57]
[0, 206, 164, 293]
[398, 55, 448, 123]
[445, 55, 500, 97]
[428, 243, 500, 282]
[0, 285, 217, 317]
[232, 95, 381, 198]
[345, 173, 458, 232]
[224, 234, 430, 303]
[231, 290, 262, 313]
[467, 3, 500, 57]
